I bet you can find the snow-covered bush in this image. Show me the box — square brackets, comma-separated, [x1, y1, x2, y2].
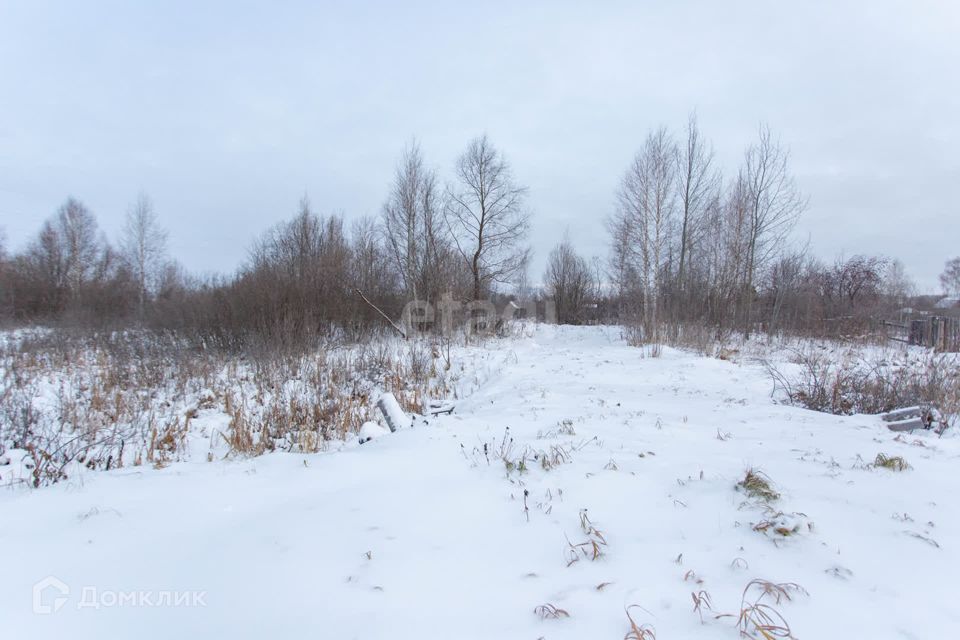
[767, 346, 959, 423]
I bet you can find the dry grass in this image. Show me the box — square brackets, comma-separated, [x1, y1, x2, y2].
[623, 605, 656, 640]
[691, 589, 714, 623]
[936, 368, 960, 435]
[537, 444, 572, 471]
[750, 507, 811, 540]
[1, 329, 458, 486]
[496, 433, 577, 475]
[566, 534, 606, 565]
[533, 603, 570, 619]
[873, 453, 910, 471]
[683, 569, 703, 584]
[565, 510, 608, 566]
[767, 347, 960, 418]
[737, 469, 781, 502]
[1, 331, 212, 486]
[752, 520, 797, 538]
[719, 579, 806, 640]
[147, 416, 189, 467]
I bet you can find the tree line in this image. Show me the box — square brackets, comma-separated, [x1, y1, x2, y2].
[0, 122, 953, 351]
[0, 135, 531, 350]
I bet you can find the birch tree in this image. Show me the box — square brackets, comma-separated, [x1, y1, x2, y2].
[381, 141, 445, 303]
[674, 113, 719, 292]
[57, 198, 101, 299]
[615, 127, 677, 338]
[121, 192, 167, 317]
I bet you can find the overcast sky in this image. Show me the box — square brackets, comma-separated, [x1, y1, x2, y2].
[1, 0, 957, 291]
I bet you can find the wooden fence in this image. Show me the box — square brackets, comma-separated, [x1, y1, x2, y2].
[905, 316, 960, 352]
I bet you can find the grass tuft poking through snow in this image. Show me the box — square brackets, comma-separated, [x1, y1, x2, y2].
[726, 579, 807, 640]
[737, 468, 781, 502]
[690, 588, 714, 623]
[533, 602, 570, 619]
[873, 453, 910, 471]
[565, 509, 608, 565]
[623, 604, 657, 639]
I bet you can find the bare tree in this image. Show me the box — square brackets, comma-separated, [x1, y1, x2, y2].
[740, 125, 807, 333]
[606, 207, 637, 302]
[765, 247, 810, 333]
[240, 199, 359, 345]
[674, 113, 719, 292]
[121, 192, 168, 318]
[833, 255, 886, 308]
[544, 237, 591, 324]
[274, 195, 323, 284]
[444, 135, 530, 300]
[720, 173, 752, 322]
[56, 198, 101, 299]
[615, 127, 677, 338]
[26, 221, 66, 310]
[689, 179, 745, 330]
[590, 255, 604, 304]
[156, 260, 189, 300]
[0, 228, 8, 319]
[381, 140, 448, 304]
[351, 215, 400, 330]
[940, 257, 960, 297]
[883, 259, 915, 304]
[809, 255, 887, 333]
[6, 198, 115, 319]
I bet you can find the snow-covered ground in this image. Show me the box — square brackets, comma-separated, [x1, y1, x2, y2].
[3, 325, 958, 638]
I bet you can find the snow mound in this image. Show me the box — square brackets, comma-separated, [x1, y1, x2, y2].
[358, 421, 390, 444]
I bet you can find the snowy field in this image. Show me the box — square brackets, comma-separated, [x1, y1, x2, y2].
[3, 324, 958, 638]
